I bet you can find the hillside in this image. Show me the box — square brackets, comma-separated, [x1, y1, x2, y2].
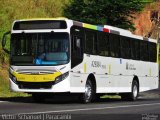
[133, 1, 160, 39]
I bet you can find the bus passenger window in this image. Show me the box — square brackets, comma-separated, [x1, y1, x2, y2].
[109, 34, 120, 58]
[131, 39, 140, 60]
[98, 32, 109, 56]
[140, 41, 149, 61]
[120, 36, 131, 59]
[149, 42, 157, 62]
[85, 30, 97, 55]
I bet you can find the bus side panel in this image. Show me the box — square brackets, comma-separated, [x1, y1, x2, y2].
[70, 72, 88, 93]
[139, 62, 159, 92]
[69, 54, 159, 93]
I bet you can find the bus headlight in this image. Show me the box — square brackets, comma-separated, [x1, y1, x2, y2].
[55, 72, 69, 84]
[9, 72, 17, 84]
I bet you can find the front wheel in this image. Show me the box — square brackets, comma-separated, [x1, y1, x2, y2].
[80, 80, 95, 103]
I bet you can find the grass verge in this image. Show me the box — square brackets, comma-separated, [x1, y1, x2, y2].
[101, 95, 121, 99]
[0, 64, 30, 98]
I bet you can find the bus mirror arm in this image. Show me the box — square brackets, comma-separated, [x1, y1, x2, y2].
[2, 31, 10, 54]
[3, 48, 10, 54]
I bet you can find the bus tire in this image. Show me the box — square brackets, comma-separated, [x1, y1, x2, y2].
[80, 79, 95, 103]
[121, 80, 139, 101]
[130, 80, 139, 101]
[32, 93, 45, 103]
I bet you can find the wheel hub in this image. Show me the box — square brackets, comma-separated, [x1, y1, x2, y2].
[133, 85, 138, 98]
[85, 84, 92, 101]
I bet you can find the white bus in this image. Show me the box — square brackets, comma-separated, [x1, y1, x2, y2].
[2, 18, 159, 103]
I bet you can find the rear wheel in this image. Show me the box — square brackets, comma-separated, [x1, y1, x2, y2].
[80, 80, 95, 103]
[131, 80, 139, 101]
[121, 80, 139, 101]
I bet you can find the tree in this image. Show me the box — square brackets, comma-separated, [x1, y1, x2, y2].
[63, 0, 146, 30]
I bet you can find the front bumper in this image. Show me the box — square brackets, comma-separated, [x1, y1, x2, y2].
[9, 77, 70, 93]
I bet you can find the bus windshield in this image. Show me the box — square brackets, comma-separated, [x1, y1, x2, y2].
[11, 33, 69, 66]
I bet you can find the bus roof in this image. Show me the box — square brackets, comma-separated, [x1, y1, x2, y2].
[12, 18, 157, 43]
[104, 25, 132, 35]
[72, 20, 157, 43]
[20, 17, 68, 21]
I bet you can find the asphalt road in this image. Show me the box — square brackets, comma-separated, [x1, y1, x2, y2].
[0, 89, 160, 120]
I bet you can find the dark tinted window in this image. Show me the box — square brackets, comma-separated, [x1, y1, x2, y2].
[85, 30, 97, 54]
[140, 41, 149, 61]
[120, 36, 131, 59]
[71, 36, 83, 56]
[71, 26, 84, 68]
[13, 20, 67, 30]
[130, 39, 140, 60]
[149, 42, 157, 62]
[98, 32, 110, 56]
[109, 34, 120, 57]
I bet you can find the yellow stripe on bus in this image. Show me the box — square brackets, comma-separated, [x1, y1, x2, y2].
[108, 64, 111, 74]
[157, 43, 159, 63]
[149, 68, 152, 77]
[21, 17, 68, 21]
[83, 23, 97, 30]
[84, 63, 86, 73]
[12, 71, 62, 82]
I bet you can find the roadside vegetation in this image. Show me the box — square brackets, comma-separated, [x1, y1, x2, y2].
[0, 63, 30, 97]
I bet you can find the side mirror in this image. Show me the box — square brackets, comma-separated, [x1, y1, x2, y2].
[2, 31, 10, 54]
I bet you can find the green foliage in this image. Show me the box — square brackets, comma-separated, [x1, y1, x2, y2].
[63, 0, 146, 30]
[0, 75, 30, 97]
[0, 50, 9, 64]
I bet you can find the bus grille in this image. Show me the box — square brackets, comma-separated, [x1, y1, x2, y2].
[17, 82, 54, 89]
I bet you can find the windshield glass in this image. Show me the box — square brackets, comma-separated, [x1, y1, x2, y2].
[11, 33, 69, 66]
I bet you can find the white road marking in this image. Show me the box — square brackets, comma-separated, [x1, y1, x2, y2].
[17, 102, 160, 115]
[0, 101, 5, 103]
